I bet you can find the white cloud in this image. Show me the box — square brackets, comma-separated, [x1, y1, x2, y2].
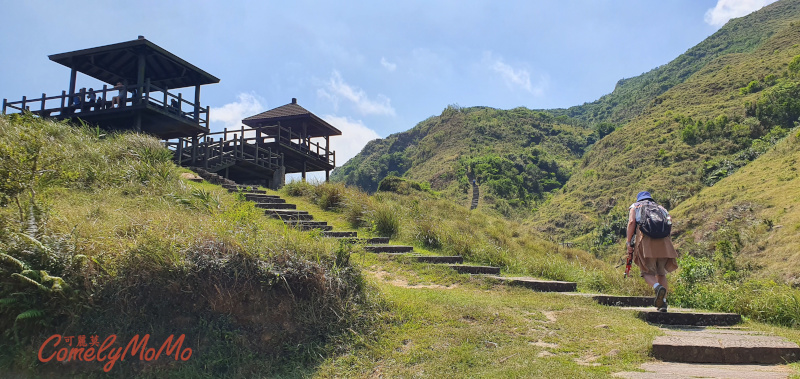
[209, 92, 266, 131]
[322, 115, 381, 166]
[381, 57, 397, 72]
[704, 0, 778, 27]
[484, 52, 548, 96]
[317, 70, 396, 116]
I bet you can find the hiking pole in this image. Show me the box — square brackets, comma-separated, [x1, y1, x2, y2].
[624, 241, 634, 278]
[624, 252, 633, 278]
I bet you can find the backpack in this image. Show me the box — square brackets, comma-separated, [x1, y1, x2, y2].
[635, 200, 672, 238]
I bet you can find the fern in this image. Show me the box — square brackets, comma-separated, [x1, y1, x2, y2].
[0, 297, 18, 307]
[11, 273, 48, 291]
[15, 309, 44, 321]
[15, 232, 52, 254]
[0, 252, 26, 271]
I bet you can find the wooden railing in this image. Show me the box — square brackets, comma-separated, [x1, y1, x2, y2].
[2, 79, 209, 129]
[272, 124, 335, 167]
[165, 130, 284, 172]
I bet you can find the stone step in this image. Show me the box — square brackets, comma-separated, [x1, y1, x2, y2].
[265, 210, 313, 221]
[284, 221, 332, 231]
[244, 194, 284, 202]
[625, 308, 742, 326]
[613, 362, 795, 378]
[285, 220, 327, 227]
[252, 198, 286, 204]
[337, 237, 390, 244]
[255, 203, 297, 210]
[448, 265, 501, 275]
[412, 255, 464, 264]
[593, 295, 654, 307]
[323, 231, 358, 238]
[652, 329, 800, 364]
[485, 276, 577, 292]
[364, 245, 414, 253]
[251, 198, 287, 205]
[224, 186, 266, 194]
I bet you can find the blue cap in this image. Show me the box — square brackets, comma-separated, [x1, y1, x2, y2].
[636, 191, 653, 202]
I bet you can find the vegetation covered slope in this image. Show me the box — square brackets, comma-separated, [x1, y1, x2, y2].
[0, 115, 379, 377]
[2, 115, 799, 377]
[334, 0, 800, 282]
[549, 0, 800, 125]
[332, 106, 596, 214]
[669, 128, 800, 284]
[534, 11, 800, 240]
[335, 0, 800, 216]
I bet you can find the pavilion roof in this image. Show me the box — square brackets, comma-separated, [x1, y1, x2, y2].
[243, 99, 342, 137]
[48, 36, 219, 89]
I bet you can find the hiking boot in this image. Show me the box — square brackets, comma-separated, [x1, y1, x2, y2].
[658, 299, 668, 313]
[654, 284, 667, 309]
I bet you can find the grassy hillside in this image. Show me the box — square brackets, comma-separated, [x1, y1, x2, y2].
[334, 0, 800, 226]
[2, 115, 799, 377]
[533, 11, 800, 241]
[277, 179, 800, 376]
[332, 106, 595, 215]
[669, 128, 800, 283]
[549, 0, 800, 125]
[0, 115, 379, 377]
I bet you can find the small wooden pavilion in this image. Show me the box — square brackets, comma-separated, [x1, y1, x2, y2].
[242, 98, 341, 182]
[2, 36, 219, 139]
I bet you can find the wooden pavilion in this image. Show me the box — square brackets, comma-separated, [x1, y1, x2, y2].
[242, 98, 341, 182]
[2, 36, 219, 139]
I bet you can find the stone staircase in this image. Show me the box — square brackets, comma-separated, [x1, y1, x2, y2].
[221, 184, 552, 280]
[191, 167, 237, 186]
[470, 180, 479, 210]
[591, 294, 800, 375]
[193, 175, 800, 375]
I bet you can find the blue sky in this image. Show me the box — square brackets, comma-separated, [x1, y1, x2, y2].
[0, 0, 778, 175]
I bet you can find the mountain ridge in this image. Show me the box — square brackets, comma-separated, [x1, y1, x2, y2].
[332, 0, 800, 279]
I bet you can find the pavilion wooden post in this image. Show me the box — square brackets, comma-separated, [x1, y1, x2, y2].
[204, 137, 210, 169]
[176, 138, 183, 164]
[254, 129, 260, 165]
[302, 160, 307, 181]
[191, 136, 198, 165]
[194, 85, 201, 122]
[136, 52, 146, 105]
[68, 67, 77, 114]
[134, 113, 142, 132]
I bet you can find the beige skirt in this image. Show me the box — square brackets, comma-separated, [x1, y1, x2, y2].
[633, 228, 678, 275]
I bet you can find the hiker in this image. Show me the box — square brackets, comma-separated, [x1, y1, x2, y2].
[626, 191, 678, 312]
[111, 82, 124, 108]
[86, 88, 96, 109]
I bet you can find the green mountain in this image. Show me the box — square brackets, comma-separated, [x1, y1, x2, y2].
[333, 0, 800, 279]
[332, 106, 596, 213]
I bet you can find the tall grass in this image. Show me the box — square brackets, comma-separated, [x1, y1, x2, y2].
[0, 115, 380, 377]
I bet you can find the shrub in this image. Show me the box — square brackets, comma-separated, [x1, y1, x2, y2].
[739, 80, 762, 95]
[413, 217, 442, 248]
[283, 180, 315, 197]
[316, 182, 345, 210]
[368, 205, 400, 237]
